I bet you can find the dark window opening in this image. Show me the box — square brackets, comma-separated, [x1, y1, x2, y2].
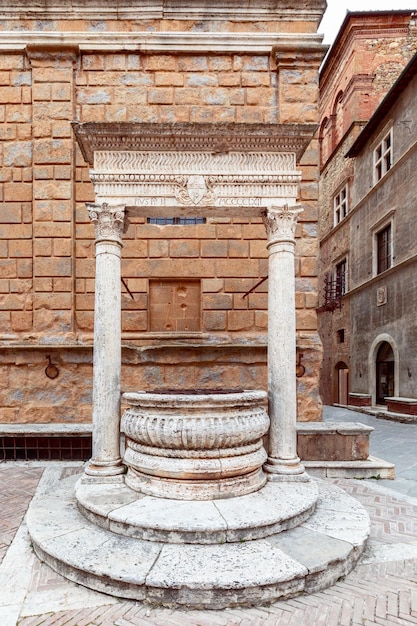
[147, 217, 206, 225]
[337, 329, 345, 343]
[377, 224, 392, 274]
[335, 259, 347, 296]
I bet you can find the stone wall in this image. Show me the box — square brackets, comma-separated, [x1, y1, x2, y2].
[317, 11, 417, 406]
[0, 1, 326, 424]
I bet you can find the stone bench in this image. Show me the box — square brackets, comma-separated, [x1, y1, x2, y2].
[296, 421, 373, 461]
[348, 393, 372, 408]
[385, 397, 417, 416]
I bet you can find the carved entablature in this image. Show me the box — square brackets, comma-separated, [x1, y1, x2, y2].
[73, 122, 317, 218]
[89, 151, 301, 216]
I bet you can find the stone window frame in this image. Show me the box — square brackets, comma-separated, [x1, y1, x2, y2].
[333, 183, 349, 226]
[373, 126, 393, 185]
[371, 209, 395, 277]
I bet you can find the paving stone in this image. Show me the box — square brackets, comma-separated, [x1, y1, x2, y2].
[3, 406, 417, 625]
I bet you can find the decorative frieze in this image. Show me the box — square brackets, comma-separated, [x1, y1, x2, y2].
[88, 150, 302, 214]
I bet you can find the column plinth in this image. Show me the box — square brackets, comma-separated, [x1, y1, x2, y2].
[262, 205, 309, 482]
[84, 203, 127, 480]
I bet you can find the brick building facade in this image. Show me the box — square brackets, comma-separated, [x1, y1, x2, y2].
[318, 11, 417, 407]
[0, 1, 327, 434]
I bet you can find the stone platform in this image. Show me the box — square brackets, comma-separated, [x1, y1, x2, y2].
[26, 468, 370, 610]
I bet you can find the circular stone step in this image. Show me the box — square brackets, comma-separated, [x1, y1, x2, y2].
[26, 468, 370, 610]
[75, 477, 319, 544]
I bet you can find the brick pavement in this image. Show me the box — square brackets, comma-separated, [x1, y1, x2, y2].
[2, 465, 417, 626]
[0, 465, 43, 564]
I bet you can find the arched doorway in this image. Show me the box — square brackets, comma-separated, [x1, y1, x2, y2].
[335, 361, 349, 405]
[376, 342, 395, 405]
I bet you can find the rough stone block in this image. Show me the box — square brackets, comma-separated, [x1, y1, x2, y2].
[203, 310, 227, 330]
[227, 310, 254, 330]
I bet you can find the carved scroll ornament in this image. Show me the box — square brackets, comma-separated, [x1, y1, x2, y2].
[87, 202, 126, 244]
[261, 204, 303, 244]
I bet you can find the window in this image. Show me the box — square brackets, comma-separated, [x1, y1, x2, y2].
[335, 258, 347, 296]
[337, 329, 345, 343]
[377, 224, 392, 274]
[334, 185, 348, 225]
[374, 129, 392, 183]
[147, 217, 206, 225]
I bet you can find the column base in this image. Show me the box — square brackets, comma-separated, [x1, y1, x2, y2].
[83, 458, 126, 482]
[263, 457, 310, 482]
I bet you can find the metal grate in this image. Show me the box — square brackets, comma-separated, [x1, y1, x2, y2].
[0, 435, 92, 461]
[317, 272, 344, 313]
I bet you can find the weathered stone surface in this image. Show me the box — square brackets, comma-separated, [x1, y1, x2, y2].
[76, 478, 318, 543]
[27, 468, 369, 609]
[121, 390, 269, 498]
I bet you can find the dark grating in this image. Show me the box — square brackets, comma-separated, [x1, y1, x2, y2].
[0, 435, 92, 461]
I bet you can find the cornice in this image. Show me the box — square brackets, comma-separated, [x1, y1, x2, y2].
[0, 31, 326, 54]
[273, 41, 328, 69]
[0, 1, 326, 23]
[73, 122, 318, 166]
[320, 19, 411, 92]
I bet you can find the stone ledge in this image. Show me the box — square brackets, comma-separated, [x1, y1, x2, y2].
[348, 393, 372, 408]
[0, 423, 92, 436]
[297, 422, 373, 435]
[0, 31, 326, 54]
[304, 456, 395, 480]
[336, 404, 417, 424]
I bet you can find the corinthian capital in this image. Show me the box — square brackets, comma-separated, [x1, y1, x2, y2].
[87, 202, 126, 244]
[261, 204, 303, 244]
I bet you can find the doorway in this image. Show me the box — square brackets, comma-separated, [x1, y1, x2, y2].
[376, 342, 395, 405]
[335, 361, 349, 405]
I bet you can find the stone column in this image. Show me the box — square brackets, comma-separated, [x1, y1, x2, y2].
[262, 205, 308, 481]
[84, 202, 126, 479]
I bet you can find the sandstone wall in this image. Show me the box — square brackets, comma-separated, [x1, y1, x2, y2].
[0, 2, 325, 424]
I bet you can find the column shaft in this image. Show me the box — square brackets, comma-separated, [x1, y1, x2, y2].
[262, 205, 308, 481]
[84, 203, 126, 478]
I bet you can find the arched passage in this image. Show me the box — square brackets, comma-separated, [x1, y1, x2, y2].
[369, 334, 399, 406]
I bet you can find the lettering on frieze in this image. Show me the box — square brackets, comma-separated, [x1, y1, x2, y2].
[134, 197, 167, 206]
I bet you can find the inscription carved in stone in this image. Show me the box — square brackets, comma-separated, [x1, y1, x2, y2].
[90, 151, 301, 214]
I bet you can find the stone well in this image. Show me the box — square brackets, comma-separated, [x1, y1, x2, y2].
[121, 389, 270, 499]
